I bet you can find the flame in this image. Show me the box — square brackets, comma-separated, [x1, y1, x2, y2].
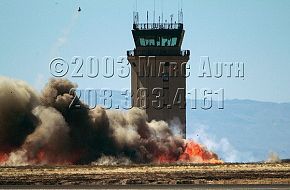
[156, 140, 223, 164]
[0, 140, 222, 165]
[0, 146, 13, 164]
[179, 140, 223, 163]
[0, 146, 85, 165]
[32, 148, 84, 165]
[0, 152, 8, 163]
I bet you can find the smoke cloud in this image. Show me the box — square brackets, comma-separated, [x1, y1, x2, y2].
[0, 77, 39, 151]
[266, 152, 281, 163]
[0, 77, 222, 166]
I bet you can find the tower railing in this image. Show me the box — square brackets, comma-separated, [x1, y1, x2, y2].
[133, 23, 183, 30]
[127, 49, 190, 57]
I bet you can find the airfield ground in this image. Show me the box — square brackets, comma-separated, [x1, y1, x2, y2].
[0, 162, 289, 185]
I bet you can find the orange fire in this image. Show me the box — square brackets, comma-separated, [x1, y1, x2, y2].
[0, 152, 8, 163]
[0, 140, 222, 165]
[32, 148, 84, 165]
[0, 146, 13, 164]
[156, 140, 223, 164]
[179, 140, 223, 163]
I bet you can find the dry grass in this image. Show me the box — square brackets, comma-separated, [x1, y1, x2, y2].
[0, 162, 290, 185]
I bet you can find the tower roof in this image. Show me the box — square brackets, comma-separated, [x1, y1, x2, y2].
[133, 23, 183, 30]
[128, 11, 189, 56]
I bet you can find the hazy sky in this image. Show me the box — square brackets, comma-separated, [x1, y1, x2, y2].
[0, 0, 290, 103]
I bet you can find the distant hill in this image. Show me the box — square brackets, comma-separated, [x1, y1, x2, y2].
[187, 99, 290, 162]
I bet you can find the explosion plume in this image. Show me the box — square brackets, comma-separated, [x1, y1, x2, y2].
[0, 77, 222, 165]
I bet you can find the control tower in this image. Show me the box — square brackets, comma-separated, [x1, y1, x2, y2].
[127, 11, 190, 137]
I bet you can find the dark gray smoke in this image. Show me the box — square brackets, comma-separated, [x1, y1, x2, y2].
[0, 77, 220, 165]
[0, 77, 184, 165]
[0, 77, 39, 152]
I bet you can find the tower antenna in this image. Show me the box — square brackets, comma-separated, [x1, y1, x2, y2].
[133, 0, 139, 25]
[180, 0, 183, 23]
[161, 0, 164, 23]
[153, 0, 156, 24]
[147, 11, 149, 27]
[178, 0, 181, 23]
